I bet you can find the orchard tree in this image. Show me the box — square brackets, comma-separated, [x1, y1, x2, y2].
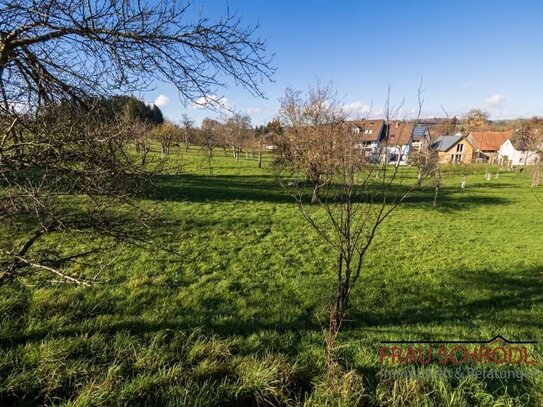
[181, 114, 194, 151]
[514, 117, 543, 187]
[276, 81, 431, 334]
[277, 82, 346, 203]
[0, 0, 273, 284]
[199, 118, 222, 175]
[153, 121, 182, 158]
[224, 114, 252, 161]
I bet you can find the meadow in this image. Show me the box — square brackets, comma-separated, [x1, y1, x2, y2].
[1, 147, 542, 406]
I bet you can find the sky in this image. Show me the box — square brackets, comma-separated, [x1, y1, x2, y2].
[142, 0, 543, 126]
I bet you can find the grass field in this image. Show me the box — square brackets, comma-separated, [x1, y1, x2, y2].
[1, 147, 543, 406]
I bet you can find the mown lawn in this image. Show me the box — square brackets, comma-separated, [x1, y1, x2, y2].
[1, 147, 542, 406]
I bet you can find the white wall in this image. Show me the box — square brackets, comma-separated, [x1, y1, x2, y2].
[498, 139, 540, 166]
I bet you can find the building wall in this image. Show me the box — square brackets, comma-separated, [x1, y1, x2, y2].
[436, 139, 474, 164]
[498, 140, 540, 166]
[384, 143, 411, 163]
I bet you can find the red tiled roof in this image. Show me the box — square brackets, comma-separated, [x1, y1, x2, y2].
[387, 122, 414, 146]
[469, 131, 513, 152]
[347, 119, 385, 142]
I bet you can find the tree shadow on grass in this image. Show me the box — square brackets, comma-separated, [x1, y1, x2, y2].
[350, 265, 543, 336]
[151, 173, 514, 212]
[152, 173, 292, 203]
[4, 265, 542, 347]
[2, 265, 542, 405]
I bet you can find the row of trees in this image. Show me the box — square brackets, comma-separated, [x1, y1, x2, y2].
[134, 112, 279, 171]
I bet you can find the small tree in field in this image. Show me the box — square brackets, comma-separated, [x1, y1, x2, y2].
[199, 118, 221, 175]
[181, 115, 194, 151]
[153, 121, 182, 158]
[224, 114, 253, 162]
[513, 117, 543, 188]
[276, 82, 430, 334]
[277, 83, 346, 203]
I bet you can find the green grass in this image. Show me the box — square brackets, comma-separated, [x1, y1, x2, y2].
[1, 147, 543, 406]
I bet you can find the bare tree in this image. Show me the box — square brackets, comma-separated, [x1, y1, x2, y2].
[0, 0, 273, 284]
[199, 117, 221, 175]
[0, 0, 273, 108]
[223, 113, 252, 162]
[181, 114, 194, 152]
[153, 121, 181, 158]
[276, 82, 431, 332]
[277, 82, 346, 203]
[251, 125, 271, 168]
[514, 117, 543, 187]
[0, 101, 156, 285]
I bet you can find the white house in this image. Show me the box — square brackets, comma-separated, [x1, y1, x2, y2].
[350, 119, 385, 153]
[498, 138, 540, 167]
[382, 122, 414, 164]
[382, 123, 433, 164]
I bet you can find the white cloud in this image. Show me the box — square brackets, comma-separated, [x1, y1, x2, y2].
[485, 94, 507, 108]
[484, 94, 508, 119]
[191, 94, 230, 110]
[343, 101, 371, 118]
[461, 81, 475, 88]
[247, 107, 262, 116]
[154, 94, 170, 108]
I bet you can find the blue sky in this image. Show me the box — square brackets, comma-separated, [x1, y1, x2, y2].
[144, 0, 543, 126]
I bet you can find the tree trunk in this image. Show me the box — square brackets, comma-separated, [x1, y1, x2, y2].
[258, 152, 262, 168]
[532, 163, 541, 188]
[311, 182, 320, 204]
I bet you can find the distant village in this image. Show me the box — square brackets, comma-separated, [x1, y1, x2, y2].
[346, 118, 540, 168]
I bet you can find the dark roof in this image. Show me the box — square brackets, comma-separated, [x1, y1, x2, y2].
[431, 135, 463, 152]
[413, 125, 430, 141]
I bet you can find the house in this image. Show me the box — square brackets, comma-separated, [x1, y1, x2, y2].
[498, 138, 540, 167]
[411, 124, 432, 152]
[467, 131, 513, 164]
[349, 120, 431, 163]
[349, 119, 386, 155]
[383, 121, 415, 163]
[430, 133, 475, 164]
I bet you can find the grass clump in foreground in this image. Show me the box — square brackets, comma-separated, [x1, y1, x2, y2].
[1, 148, 543, 406]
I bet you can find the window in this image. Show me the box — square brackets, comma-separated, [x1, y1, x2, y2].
[452, 154, 462, 163]
[456, 143, 464, 152]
